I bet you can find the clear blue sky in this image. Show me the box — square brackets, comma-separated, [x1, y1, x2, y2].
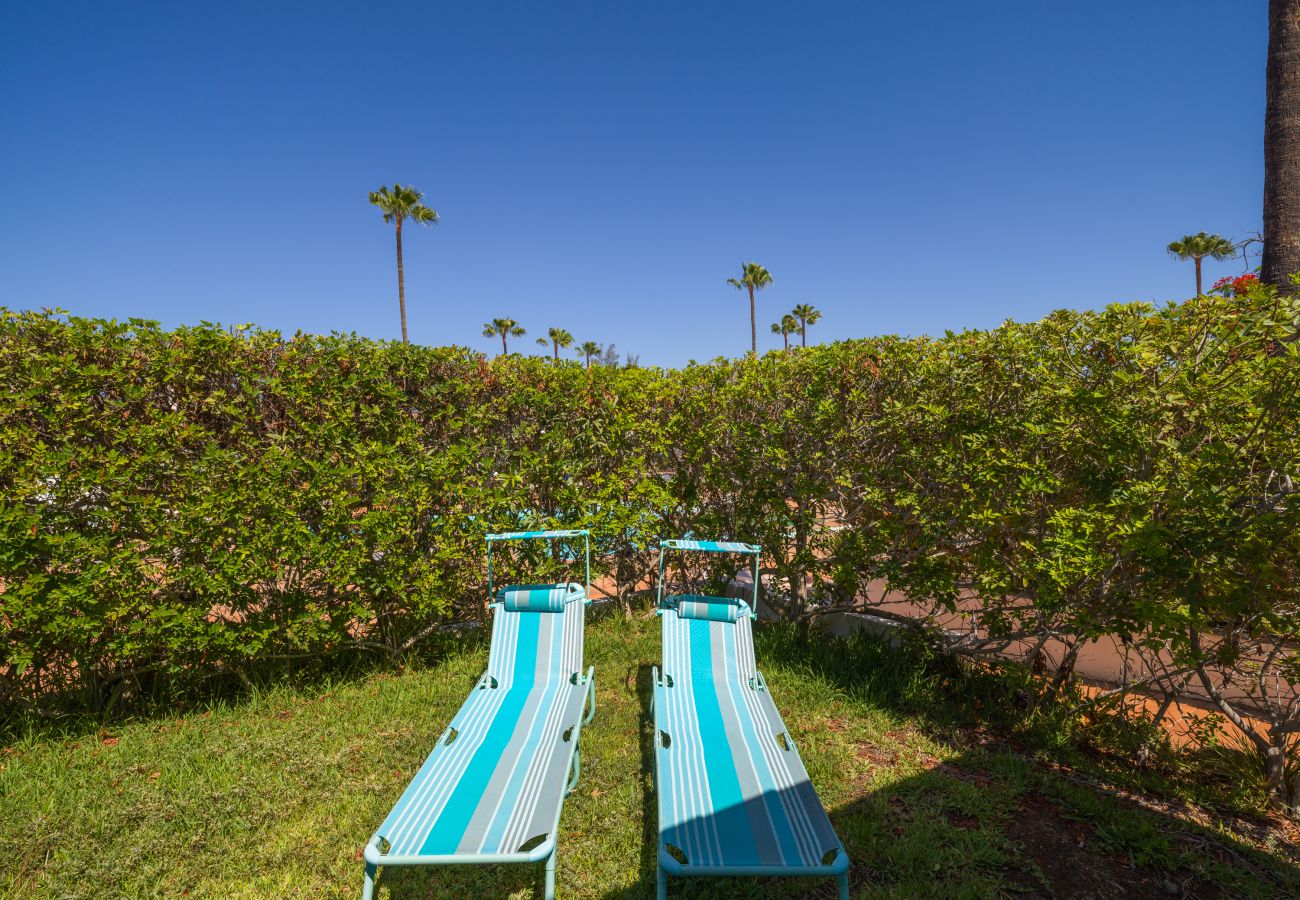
[0, 1, 1268, 366]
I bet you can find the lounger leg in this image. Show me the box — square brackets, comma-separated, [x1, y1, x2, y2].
[544, 848, 557, 900]
[583, 670, 596, 725]
[566, 743, 581, 796]
[656, 866, 667, 900]
[361, 862, 377, 900]
[837, 870, 850, 900]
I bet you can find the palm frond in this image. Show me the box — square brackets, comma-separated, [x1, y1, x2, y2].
[370, 184, 438, 226]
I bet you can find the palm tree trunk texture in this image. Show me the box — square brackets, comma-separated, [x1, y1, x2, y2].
[748, 286, 756, 354]
[800, 318, 807, 348]
[553, 342, 559, 360]
[501, 334, 508, 356]
[1195, 257, 1203, 296]
[395, 218, 408, 343]
[1264, 0, 1300, 291]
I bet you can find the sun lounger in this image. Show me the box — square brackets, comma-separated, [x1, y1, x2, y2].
[362, 529, 596, 899]
[651, 538, 849, 899]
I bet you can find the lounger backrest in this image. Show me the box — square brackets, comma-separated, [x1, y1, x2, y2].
[486, 583, 586, 688]
[662, 599, 757, 685]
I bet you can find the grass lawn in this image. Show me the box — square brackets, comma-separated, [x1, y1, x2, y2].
[3, 609, 1297, 898]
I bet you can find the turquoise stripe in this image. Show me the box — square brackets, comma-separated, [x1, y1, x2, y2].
[687, 620, 749, 852]
[419, 613, 540, 855]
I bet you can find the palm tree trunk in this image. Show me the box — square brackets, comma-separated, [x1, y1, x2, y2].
[748, 285, 756, 354]
[800, 318, 807, 348]
[782, 332, 789, 351]
[553, 342, 559, 361]
[395, 218, 408, 343]
[501, 333, 508, 356]
[1264, 0, 1300, 292]
[1195, 257, 1203, 296]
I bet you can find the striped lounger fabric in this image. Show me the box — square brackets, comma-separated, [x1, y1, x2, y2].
[362, 582, 594, 900]
[653, 594, 849, 899]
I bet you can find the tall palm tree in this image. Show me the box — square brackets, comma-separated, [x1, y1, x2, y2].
[770, 314, 798, 352]
[1264, 0, 1300, 292]
[482, 318, 526, 356]
[536, 327, 574, 361]
[726, 262, 774, 354]
[790, 303, 822, 348]
[576, 340, 600, 368]
[368, 184, 438, 343]
[1167, 233, 1237, 295]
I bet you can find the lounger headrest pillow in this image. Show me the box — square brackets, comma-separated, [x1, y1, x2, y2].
[497, 583, 584, 612]
[674, 595, 745, 623]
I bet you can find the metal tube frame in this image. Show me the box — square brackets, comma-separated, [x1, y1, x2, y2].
[487, 528, 591, 602]
[655, 538, 761, 614]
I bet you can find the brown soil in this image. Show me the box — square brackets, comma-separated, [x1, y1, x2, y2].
[1003, 793, 1220, 900]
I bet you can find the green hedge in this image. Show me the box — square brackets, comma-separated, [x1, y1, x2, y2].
[3, 292, 1299, 797]
[0, 313, 668, 709]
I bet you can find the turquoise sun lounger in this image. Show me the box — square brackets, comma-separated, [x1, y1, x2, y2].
[363, 529, 596, 900]
[651, 539, 849, 899]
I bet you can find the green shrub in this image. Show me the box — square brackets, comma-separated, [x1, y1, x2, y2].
[2, 288, 1298, 806]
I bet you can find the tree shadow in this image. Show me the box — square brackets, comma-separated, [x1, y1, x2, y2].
[595, 662, 666, 900]
[1, 622, 494, 746]
[592, 626, 1300, 899]
[753, 624, 1300, 898]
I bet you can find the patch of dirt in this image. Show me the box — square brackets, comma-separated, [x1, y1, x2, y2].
[1004, 793, 1220, 899]
[935, 759, 997, 788]
[855, 742, 895, 767]
[942, 809, 980, 830]
[886, 795, 908, 836]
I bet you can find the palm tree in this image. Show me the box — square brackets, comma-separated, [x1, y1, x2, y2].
[368, 184, 438, 343]
[1167, 233, 1237, 295]
[536, 327, 574, 361]
[770, 314, 798, 352]
[482, 318, 526, 356]
[790, 303, 822, 348]
[726, 262, 774, 354]
[1264, 0, 1300, 292]
[576, 340, 600, 368]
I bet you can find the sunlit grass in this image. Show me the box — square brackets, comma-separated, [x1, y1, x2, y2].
[2, 611, 1295, 898]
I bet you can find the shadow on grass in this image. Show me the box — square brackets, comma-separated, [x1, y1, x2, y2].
[0, 623, 494, 747]
[587, 622, 1300, 899]
[746, 624, 1300, 900]
[598, 662, 663, 900]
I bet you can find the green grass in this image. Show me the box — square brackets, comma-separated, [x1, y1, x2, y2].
[3, 611, 1297, 898]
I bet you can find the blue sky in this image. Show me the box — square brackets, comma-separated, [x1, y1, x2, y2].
[0, 1, 1268, 366]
